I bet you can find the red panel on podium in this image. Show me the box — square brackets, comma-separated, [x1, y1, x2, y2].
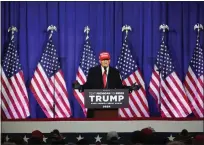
[93, 109, 118, 119]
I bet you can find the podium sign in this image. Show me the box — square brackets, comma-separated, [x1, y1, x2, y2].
[84, 89, 129, 109]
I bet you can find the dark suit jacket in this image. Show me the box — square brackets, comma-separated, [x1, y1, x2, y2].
[81, 65, 129, 118]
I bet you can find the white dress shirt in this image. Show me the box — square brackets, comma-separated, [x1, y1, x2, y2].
[101, 66, 109, 83]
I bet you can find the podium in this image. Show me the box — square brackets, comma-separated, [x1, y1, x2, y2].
[84, 89, 129, 119]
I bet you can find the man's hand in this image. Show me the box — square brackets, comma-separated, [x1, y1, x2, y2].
[129, 82, 141, 93]
[72, 81, 81, 90]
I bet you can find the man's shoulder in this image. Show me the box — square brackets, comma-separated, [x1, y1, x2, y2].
[89, 65, 101, 71]
[109, 66, 120, 74]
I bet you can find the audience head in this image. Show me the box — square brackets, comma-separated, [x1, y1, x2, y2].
[106, 131, 119, 145]
[180, 129, 189, 136]
[192, 134, 204, 145]
[31, 130, 44, 142]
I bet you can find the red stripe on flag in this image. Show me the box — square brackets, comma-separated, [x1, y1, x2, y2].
[1, 92, 14, 119]
[168, 74, 190, 115]
[51, 73, 71, 116]
[161, 82, 181, 117]
[30, 82, 51, 118]
[19, 71, 30, 107]
[1, 77, 23, 118]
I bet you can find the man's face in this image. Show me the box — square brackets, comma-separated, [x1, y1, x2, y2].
[100, 59, 110, 67]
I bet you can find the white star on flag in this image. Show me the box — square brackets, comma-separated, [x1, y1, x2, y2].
[43, 136, 47, 143]
[23, 135, 29, 142]
[6, 135, 9, 142]
[95, 135, 102, 142]
[168, 134, 175, 141]
[76, 135, 84, 141]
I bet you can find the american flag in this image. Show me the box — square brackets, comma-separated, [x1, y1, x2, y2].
[1, 40, 30, 119]
[73, 35, 98, 116]
[149, 39, 192, 118]
[30, 39, 72, 118]
[116, 37, 150, 118]
[184, 36, 204, 118]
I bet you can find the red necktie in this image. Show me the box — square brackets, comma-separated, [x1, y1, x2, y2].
[103, 71, 107, 88]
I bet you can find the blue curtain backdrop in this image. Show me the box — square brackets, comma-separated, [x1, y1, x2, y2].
[1, 1, 204, 118]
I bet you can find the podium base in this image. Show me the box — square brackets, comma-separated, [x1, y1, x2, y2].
[92, 109, 118, 119]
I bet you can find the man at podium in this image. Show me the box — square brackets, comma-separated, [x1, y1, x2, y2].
[73, 52, 140, 118]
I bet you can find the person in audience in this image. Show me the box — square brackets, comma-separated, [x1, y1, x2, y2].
[8, 135, 26, 145]
[106, 131, 120, 145]
[174, 129, 192, 144]
[129, 130, 145, 145]
[28, 130, 47, 145]
[49, 129, 65, 145]
[192, 134, 204, 145]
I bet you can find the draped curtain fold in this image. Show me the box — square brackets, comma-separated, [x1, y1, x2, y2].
[1, 1, 204, 118]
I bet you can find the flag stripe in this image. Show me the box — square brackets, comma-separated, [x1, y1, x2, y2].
[1, 78, 22, 118]
[160, 101, 172, 118]
[149, 76, 160, 105]
[34, 68, 54, 107]
[1, 101, 12, 119]
[74, 68, 87, 115]
[123, 79, 145, 117]
[134, 72, 148, 104]
[17, 72, 30, 108]
[187, 68, 203, 103]
[77, 67, 86, 83]
[122, 79, 140, 117]
[160, 85, 178, 117]
[1, 92, 15, 119]
[162, 78, 185, 117]
[31, 71, 53, 117]
[169, 74, 192, 114]
[36, 67, 66, 118]
[73, 90, 87, 115]
[126, 77, 145, 116]
[1, 71, 25, 118]
[30, 80, 52, 118]
[184, 85, 203, 117]
[164, 77, 187, 117]
[186, 73, 203, 107]
[149, 68, 161, 106]
[184, 67, 204, 117]
[10, 76, 28, 117]
[51, 74, 71, 117]
[131, 73, 149, 116]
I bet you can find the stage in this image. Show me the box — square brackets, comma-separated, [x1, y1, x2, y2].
[2, 118, 204, 133]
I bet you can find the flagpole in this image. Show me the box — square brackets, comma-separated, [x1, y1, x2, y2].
[47, 25, 57, 118]
[194, 23, 204, 117]
[158, 24, 169, 116]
